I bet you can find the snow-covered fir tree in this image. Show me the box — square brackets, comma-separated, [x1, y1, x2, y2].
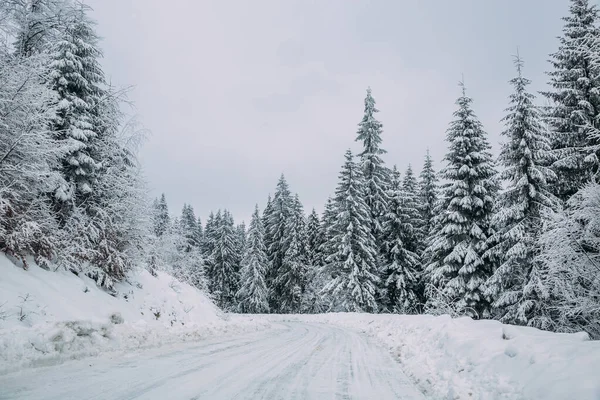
[380, 166, 421, 313]
[237, 205, 270, 314]
[275, 194, 308, 313]
[355, 87, 390, 247]
[236, 222, 247, 259]
[485, 56, 558, 326]
[306, 208, 324, 268]
[180, 204, 199, 250]
[544, 0, 600, 200]
[537, 183, 600, 339]
[202, 211, 217, 257]
[425, 83, 497, 318]
[152, 194, 170, 237]
[207, 210, 239, 309]
[48, 6, 105, 210]
[11, 0, 68, 57]
[321, 150, 380, 312]
[419, 150, 439, 237]
[265, 175, 293, 311]
[402, 164, 426, 253]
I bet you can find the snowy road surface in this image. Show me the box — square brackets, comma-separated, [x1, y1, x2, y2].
[0, 322, 426, 400]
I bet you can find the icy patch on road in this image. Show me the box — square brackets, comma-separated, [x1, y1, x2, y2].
[0, 255, 272, 374]
[283, 313, 600, 400]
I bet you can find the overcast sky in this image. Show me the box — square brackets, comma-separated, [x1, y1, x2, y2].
[86, 0, 571, 224]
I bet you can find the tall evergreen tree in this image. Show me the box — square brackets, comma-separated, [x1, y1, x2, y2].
[202, 211, 216, 257]
[275, 194, 308, 313]
[321, 150, 380, 312]
[419, 150, 439, 237]
[208, 210, 239, 309]
[237, 205, 270, 314]
[402, 164, 426, 253]
[152, 194, 170, 237]
[425, 83, 497, 318]
[485, 56, 558, 325]
[180, 204, 199, 251]
[265, 175, 293, 310]
[306, 208, 324, 267]
[544, 0, 600, 200]
[380, 166, 421, 313]
[355, 87, 390, 246]
[48, 6, 105, 209]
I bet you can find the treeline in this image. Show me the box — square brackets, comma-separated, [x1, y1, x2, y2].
[2, 0, 600, 339]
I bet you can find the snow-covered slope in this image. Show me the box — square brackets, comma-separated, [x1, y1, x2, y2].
[284, 313, 600, 400]
[0, 255, 271, 374]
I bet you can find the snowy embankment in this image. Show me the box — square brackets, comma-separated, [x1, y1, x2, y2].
[0, 255, 272, 374]
[281, 313, 600, 400]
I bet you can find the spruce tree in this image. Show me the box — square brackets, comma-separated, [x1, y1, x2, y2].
[544, 0, 600, 200]
[180, 204, 199, 250]
[237, 205, 270, 314]
[265, 175, 293, 310]
[355, 87, 390, 246]
[424, 83, 497, 318]
[306, 208, 324, 267]
[153, 194, 170, 237]
[208, 210, 239, 309]
[275, 194, 308, 313]
[48, 6, 105, 208]
[419, 150, 439, 237]
[321, 150, 380, 312]
[402, 164, 426, 253]
[380, 166, 421, 313]
[202, 211, 216, 257]
[485, 56, 558, 325]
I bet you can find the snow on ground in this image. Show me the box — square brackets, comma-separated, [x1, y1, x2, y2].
[280, 313, 600, 400]
[0, 255, 272, 374]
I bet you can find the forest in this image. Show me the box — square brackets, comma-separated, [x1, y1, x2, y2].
[1, 0, 600, 340]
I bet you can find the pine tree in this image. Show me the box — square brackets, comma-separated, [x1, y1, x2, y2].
[355, 87, 390, 246]
[402, 164, 426, 253]
[380, 166, 421, 313]
[48, 6, 106, 208]
[485, 56, 558, 325]
[236, 222, 247, 257]
[265, 175, 293, 311]
[202, 211, 216, 257]
[544, 0, 600, 200]
[419, 150, 439, 237]
[237, 205, 270, 314]
[208, 210, 239, 309]
[180, 204, 199, 251]
[275, 194, 308, 313]
[195, 216, 204, 250]
[322, 150, 380, 312]
[152, 194, 170, 237]
[424, 83, 497, 318]
[306, 208, 324, 267]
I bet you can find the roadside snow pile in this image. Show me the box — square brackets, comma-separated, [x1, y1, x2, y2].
[0, 255, 271, 374]
[290, 313, 600, 400]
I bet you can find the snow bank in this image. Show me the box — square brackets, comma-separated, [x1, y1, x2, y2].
[286, 313, 600, 400]
[0, 255, 271, 374]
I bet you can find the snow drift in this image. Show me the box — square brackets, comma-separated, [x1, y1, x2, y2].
[284, 313, 600, 400]
[0, 255, 271, 374]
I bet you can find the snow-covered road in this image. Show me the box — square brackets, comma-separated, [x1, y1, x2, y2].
[0, 322, 425, 400]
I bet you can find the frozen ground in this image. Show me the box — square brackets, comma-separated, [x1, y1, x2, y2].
[0, 255, 272, 374]
[0, 322, 426, 400]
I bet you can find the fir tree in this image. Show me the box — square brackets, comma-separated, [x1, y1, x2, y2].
[355, 87, 390, 246]
[419, 149, 439, 237]
[380, 166, 421, 313]
[152, 194, 170, 237]
[485, 56, 558, 325]
[306, 208, 324, 267]
[208, 210, 239, 309]
[402, 164, 426, 253]
[275, 194, 308, 313]
[48, 6, 105, 208]
[180, 204, 199, 251]
[322, 150, 380, 312]
[237, 205, 270, 314]
[544, 0, 600, 200]
[265, 175, 293, 310]
[424, 83, 497, 318]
